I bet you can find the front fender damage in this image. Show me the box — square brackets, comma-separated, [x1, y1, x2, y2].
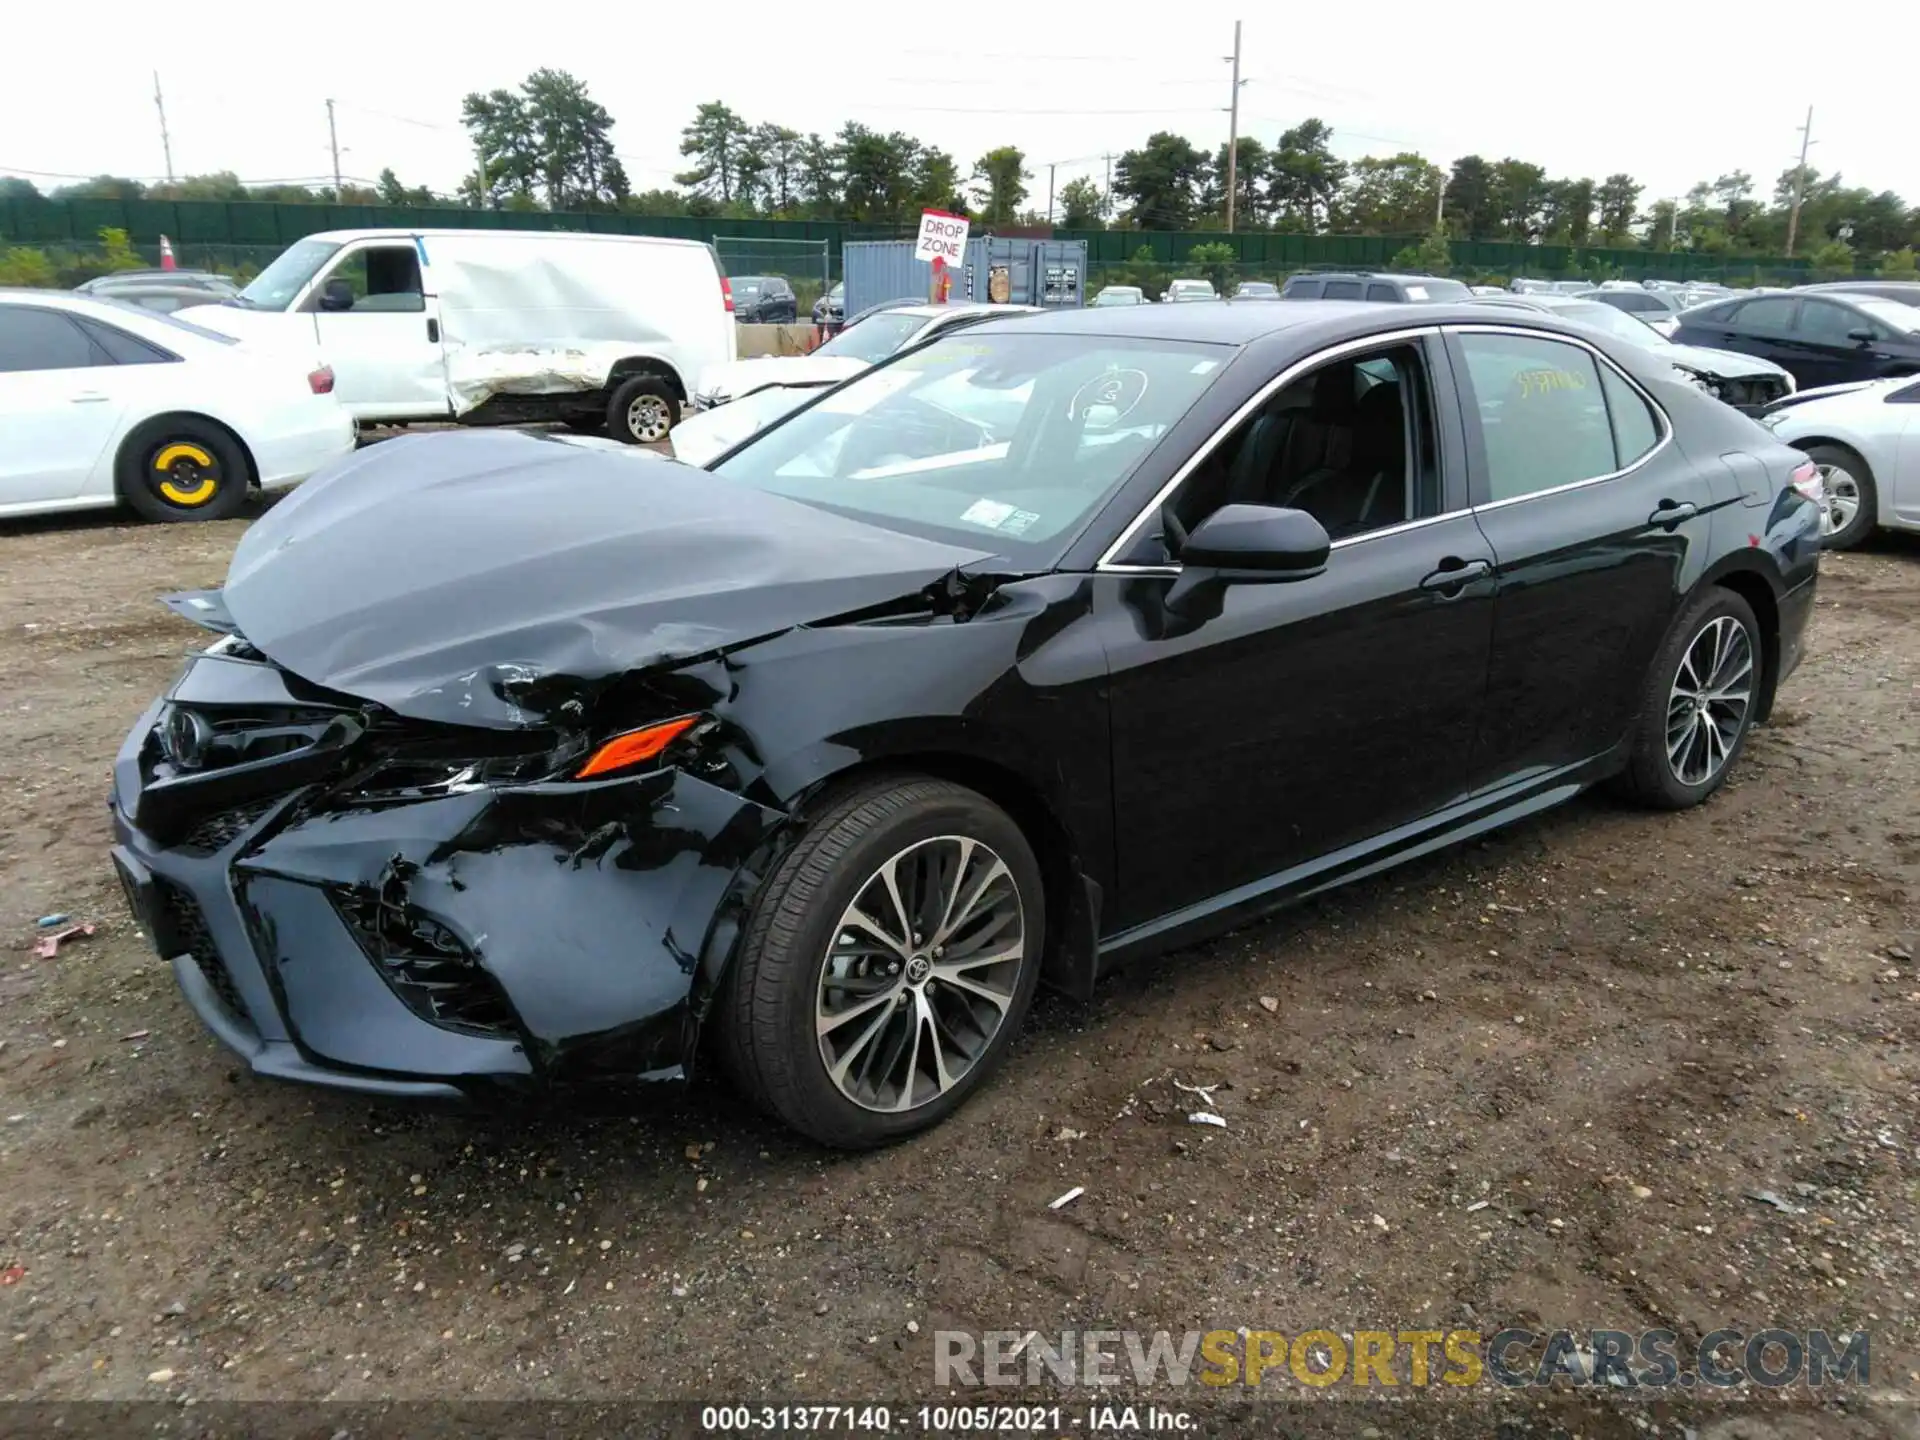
[239, 767, 789, 1082]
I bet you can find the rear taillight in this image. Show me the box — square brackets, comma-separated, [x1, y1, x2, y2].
[1789, 460, 1824, 505]
[308, 365, 335, 395]
[719, 276, 734, 314]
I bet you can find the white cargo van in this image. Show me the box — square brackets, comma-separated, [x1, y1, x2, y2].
[179, 229, 736, 442]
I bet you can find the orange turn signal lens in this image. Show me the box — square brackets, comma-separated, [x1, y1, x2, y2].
[574, 716, 700, 779]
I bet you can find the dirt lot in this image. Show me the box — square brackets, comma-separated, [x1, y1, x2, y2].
[1, 496, 1916, 1436]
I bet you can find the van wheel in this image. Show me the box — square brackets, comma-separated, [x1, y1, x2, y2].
[607, 377, 677, 444]
[117, 418, 251, 523]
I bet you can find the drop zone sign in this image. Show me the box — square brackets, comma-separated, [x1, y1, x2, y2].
[915, 210, 970, 268]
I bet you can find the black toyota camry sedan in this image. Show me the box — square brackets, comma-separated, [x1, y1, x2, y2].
[110, 301, 1823, 1148]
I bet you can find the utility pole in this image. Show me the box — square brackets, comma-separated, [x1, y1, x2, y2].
[1435, 171, 1447, 228]
[152, 72, 175, 183]
[326, 98, 343, 197]
[1785, 106, 1814, 258]
[1223, 20, 1243, 232]
[1046, 162, 1056, 226]
[1103, 152, 1114, 220]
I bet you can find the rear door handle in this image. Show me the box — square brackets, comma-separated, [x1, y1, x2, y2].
[426, 318, 440, 343]
[1420, 557, 1492, 594]
[69, 391, 111, 404]
[1649, 500, 1698, 528]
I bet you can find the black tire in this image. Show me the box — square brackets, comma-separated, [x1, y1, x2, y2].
[1613, 587, 1764, 811]
[1801, 442, 1877, 551]
[718, 776, 1046, 1149]
[116, 417, 251, 523]
[605, 376, 678, 444]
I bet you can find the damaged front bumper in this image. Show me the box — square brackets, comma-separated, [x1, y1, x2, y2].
[110, 646, 785, 1101]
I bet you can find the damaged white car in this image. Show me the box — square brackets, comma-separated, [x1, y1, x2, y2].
[179, 229, 736, 443]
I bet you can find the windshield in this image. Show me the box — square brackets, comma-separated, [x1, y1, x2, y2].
[1556, 302, 1667, 348]
[712, 331, 1229, 558]
[816, 311, 928, 362]
[1855, 299, 1920, 332]
[237, 238, 343, 311]
[734, 279, 767, 295]
[1094, 289, 1142, 306]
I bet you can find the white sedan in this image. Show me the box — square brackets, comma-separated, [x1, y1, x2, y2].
[0, 291, 354, 523]
[1760, 376, 1920, 549]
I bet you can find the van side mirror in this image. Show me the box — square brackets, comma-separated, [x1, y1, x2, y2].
[319, 279, 355, 312]
[1164, 504, 1330, 616]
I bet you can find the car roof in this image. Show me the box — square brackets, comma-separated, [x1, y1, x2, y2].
[967, 298, 1543, 344]
[892, 302, 1040, 320]
[292, 227, 711, 250]
[1290, 271, 1450, 284]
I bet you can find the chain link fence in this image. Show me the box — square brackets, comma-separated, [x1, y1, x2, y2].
[713, 236, 833, 318]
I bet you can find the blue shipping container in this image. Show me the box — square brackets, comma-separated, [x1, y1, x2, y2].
[843, 237, 1087, 320]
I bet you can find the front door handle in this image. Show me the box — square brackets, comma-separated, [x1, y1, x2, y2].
[1649, 499, 1698, 528]
[426, 317, 440, 343]
[1419, 557, 1492, 595]
[69, 391, 110, 404]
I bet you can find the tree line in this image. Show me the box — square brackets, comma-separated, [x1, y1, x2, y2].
[8, 69, 1918, 270]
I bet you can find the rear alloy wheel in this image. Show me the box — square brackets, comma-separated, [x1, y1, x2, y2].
[606, 376, 677, 444]
[719, 777, 1044, 1148]
[1614, 588, 1763, 810]
[1802, 443, 1877, 550]
[117, 419, 251, 523]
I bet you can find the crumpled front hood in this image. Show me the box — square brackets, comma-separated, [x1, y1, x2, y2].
[221, 429, 992, 728]
[1661, 341, 1788, 382]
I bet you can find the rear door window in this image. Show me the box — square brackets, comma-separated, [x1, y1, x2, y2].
[1365, 283, 1399, 302]
[1453, 332, 1617, 501]
[1285, 279, 1323, 299]
[0, 307, 99, 372]
[1731, 297, 1798, 332]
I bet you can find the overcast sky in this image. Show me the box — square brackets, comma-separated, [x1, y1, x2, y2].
[3, 3, 1908, 217]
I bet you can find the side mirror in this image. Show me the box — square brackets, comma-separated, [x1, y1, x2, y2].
[1845, 328, 1876, 344]
[1164, 504, 1330, 615]
[319, 279, 355, 312]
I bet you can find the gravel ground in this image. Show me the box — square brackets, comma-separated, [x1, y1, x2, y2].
[1, 495, 1916, 1437]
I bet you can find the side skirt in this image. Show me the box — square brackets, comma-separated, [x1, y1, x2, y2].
[1095, 749, 1625, 975]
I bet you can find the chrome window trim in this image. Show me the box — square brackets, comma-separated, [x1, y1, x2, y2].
[1095, 325, 1442, 570]
[1448, 323, 1674, 513]
[1094, 320, 1677, 575]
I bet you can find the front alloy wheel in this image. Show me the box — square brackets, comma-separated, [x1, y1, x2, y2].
[816, 837, 1025, 1112]
[1665, 614, 1754, 788]
[717, 776, 1044, 1148]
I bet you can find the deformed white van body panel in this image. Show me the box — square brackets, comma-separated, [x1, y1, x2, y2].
[182, 229, 735, 424]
